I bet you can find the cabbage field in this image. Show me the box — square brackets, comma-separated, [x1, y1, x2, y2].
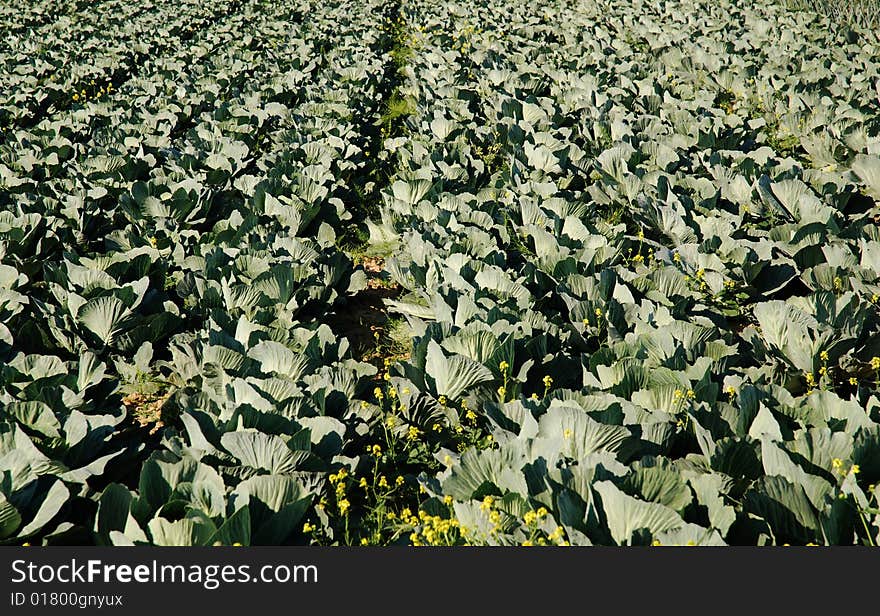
[1, 0, 879, 547]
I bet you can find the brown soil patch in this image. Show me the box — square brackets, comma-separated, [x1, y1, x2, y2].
[331, 255, 409, 369]
[122, 391, 170, 435]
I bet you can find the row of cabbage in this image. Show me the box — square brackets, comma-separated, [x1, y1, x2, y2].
[0, 0, 251, 131]
[784, 0, 880, 29]
[0, 0, 395, 545]
[0, 0, 108, 36]
[362, 0, 880, 545]
[3, 0, 880, 546]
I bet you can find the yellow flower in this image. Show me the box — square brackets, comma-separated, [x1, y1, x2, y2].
[542, 375, 553, 388]
[851, 464, 860, 475]
[594, 307, 603, 317]
[849, 377, 858, 386]
[303, 522, 315, 533]
[522, 540, 533, 546]
[499, 360, 509, 372]
[871, 357, 880, 370]
[338, 499, 351, 515]
[497, 385, 506, 399]
[820, 351, 829, 362]
[407, 426, 421, 441]
[438, 395, 447, 406]
[378, 476, 389, 489]
[832, 458, 843, 469]
[563, 428, 572, 439]
[395, 476, 405, 487]
[686, 389, 695, 399]
[524, 511, 537, 525]
[360, 538, 369, 545]
[443, 495, 454, 506]
[536, 507, 548, 518]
